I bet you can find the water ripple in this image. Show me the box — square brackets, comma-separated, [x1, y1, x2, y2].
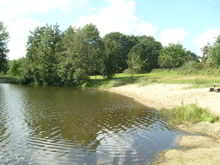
[0, 84, 181, 165]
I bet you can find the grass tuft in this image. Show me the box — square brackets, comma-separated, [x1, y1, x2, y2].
[160, 104, 219, 125]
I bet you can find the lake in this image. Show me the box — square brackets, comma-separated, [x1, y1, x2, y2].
[0, 84, 179, 165]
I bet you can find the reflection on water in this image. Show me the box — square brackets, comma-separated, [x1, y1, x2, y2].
[0, 84, 179, 165]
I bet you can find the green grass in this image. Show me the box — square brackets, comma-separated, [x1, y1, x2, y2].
[139, 69, 220, 88]
[0, 75, 20, 84]
[160, 104, 219, 125]
[2, 68, 220, 88]
[83, 69, 220, 88]
[82, 76, 140, 88]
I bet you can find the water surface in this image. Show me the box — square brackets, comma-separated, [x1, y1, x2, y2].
[0, 84, 179, 165]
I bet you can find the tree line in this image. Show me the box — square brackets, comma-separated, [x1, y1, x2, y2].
[1, 22, 220, 86]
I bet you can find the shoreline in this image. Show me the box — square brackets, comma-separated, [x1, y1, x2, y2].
[104, 83, 220, 165]
[0, 76, 19, 84]
[104, 83, 220, 116]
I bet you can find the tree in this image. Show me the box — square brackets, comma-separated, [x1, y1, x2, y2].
[25, 24, 63, 85]
[0, 22, 9, 73]
[201, 43, 211, 62]
[82, 24, 105, 75]
[102, 32, 138, 77]
[159, 43, 188, 68]
[185, 50, 199, 63]
[102, 36, 124, 77]
[58, 24, 104, 85]
[206, 35, 220, 67]
[8, 58, 26, 77]
[127, 36, 162, 73]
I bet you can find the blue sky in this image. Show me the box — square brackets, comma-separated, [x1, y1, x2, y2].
[1, 0, 220, 59]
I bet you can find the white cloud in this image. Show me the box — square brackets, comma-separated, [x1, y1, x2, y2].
[193, 29, 220, 56]
[0, 0, 90, 59]
[6, 19, 44, 59]
[194, 29, 220, 51]
[0, 0, 89, 20]
[159, 28, 188, 46]
[76, 0, 157, 36]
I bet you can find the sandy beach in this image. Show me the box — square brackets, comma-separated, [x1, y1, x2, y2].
[105, 84, 220, 165]
[106, 84, 220, 115]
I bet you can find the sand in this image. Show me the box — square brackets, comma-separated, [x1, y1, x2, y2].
[106, 84, 220, 115]
[104, 84, 220, 165]
[156, 122, 220, 165]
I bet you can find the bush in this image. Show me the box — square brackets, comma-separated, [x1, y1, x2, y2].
[7, 58, 27, 77]
[177, 61, 203, 74]
[127, 36, 162, 73]
[159, 43, 196, 69]
[177, 61, 220, 75]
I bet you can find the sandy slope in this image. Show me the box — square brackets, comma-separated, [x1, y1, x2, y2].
[104, 84, 220, 165]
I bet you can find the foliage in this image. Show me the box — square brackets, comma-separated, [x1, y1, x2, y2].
[201, 43, 211, 62]
[24, 24, 63, 85]
[185, 50, 199, 62]
[7, 58, 27, 77]
[206, 35, 220, 67]
[58, 24, 104, 86]
[160, 104, 219, 125]
[0, 22, 9, 73]
[127, 36, 162, 73]
[159, 43, 198, 69]
[6, 57, 33, 84]
[5, 22, 206, 87]
[82, 24, 105, 75]
[176, 61, 204, 74]
[102, 32, 138, 77]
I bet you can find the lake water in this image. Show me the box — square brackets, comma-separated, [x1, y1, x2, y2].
[0, 84, 179, 165]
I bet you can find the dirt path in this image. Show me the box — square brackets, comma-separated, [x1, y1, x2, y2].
[104, 84, 220, 165]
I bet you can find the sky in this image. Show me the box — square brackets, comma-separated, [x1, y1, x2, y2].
[1, 0, 220, 59]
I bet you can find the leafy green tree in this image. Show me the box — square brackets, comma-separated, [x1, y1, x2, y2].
[25, 24, 63, 85]
[201, 43, 211, 63]
[58, 24, 104, 85]
[0, 22, 9, 73]
[185, 50, 199, 63]
[127, 36, 162, 73]
[206, 35, 220, 67]
[82, 24, 105, 75]
[159, 43, 189, 68]
[102, 32, 138, 77]
[8, 58, 26, 76]
[57, 27, 76, 85]
[102, 36, 124, 77]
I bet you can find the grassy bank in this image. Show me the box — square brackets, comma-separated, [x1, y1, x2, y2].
[0, 76, 20, 84]
[2, 68, 220, 88]
[160, 104, 220, 125]
[153, 105, 220, 165]
[82, 69, 220, 89]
